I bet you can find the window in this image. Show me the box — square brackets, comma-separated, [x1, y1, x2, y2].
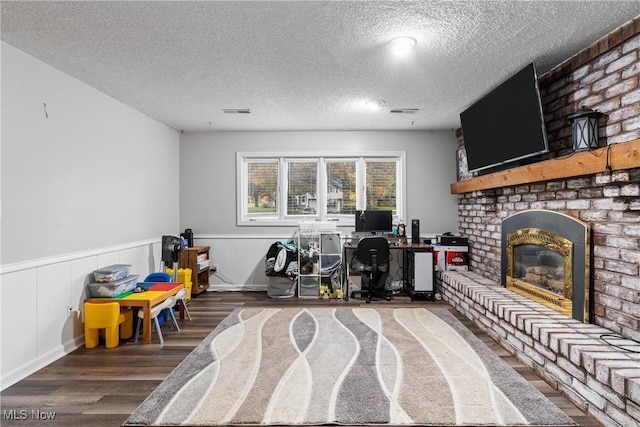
[326, 159, 355, 215]
[366, 160, 397, 211]
[237, 151, 405, 226]
[245, 159, 278, 218]
[286, 160, 318, 216]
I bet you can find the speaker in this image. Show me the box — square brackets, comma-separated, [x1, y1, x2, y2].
[411, 219, 420, 244]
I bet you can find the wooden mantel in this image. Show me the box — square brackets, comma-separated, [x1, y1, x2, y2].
[451, 139, 640, 194]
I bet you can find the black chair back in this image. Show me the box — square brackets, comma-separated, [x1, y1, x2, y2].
[356, 236, 390, 266]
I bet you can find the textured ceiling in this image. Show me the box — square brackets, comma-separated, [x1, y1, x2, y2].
[2, 1, 639, 132]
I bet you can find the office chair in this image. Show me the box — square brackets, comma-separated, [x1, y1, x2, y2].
[350, 236, 391, 303]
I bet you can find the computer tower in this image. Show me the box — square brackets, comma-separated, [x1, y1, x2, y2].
[412, 251, 433, 292]
[411, 219, 420, 244]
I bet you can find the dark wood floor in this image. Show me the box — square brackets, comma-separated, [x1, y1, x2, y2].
[0, 291, 602, 427]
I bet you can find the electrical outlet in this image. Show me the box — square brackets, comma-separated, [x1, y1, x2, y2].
[66, 304, 74, 318]
[212, 264, 219, 272]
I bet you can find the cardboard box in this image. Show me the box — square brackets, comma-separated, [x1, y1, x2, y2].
[433, 245, 468, 271]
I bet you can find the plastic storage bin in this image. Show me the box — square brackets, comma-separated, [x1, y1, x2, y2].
[298, 276, 320, 298]
[93, 264, 131, 283]
[87, 275, 140, 298]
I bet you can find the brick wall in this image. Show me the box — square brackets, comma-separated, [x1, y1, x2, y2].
[457, 17, 640, 341]
[541, 18, 640, 151]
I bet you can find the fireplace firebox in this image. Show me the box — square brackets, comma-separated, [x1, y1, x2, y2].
[501, 210, 591, 322]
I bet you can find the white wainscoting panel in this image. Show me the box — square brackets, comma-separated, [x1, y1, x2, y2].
[1, 269, 38, 386]
[195, 235, 296, 292]
[70, 257, 100, 322]
[1, 235, 302, 389]
[0, 239, 161, 390]
[36, 262, 72, 361]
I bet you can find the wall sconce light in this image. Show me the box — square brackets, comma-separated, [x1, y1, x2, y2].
[568, 106, 603, 151]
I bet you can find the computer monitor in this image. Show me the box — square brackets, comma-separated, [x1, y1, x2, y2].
[355, 210, 393, 234]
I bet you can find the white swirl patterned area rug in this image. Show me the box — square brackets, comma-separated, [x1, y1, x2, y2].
[124, 307, 576, 426]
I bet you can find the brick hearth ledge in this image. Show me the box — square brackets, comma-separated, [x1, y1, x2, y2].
[438, 271, 640, 427]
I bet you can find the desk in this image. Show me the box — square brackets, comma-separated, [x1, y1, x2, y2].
[85, 282, 185, 344]
[342, 238, 432, 300]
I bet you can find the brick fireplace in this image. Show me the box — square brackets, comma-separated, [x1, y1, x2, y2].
[447, 17, 640, 427]
[454, 17, 640, 342]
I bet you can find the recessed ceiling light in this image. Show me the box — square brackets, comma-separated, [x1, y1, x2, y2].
[366, 99, 385, 110]
[388, 36, 417, 57]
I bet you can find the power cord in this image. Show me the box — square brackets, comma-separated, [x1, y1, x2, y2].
[209, 270, 265, 292]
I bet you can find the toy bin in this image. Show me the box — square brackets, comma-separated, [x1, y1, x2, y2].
[93, 264, 132, 283]
[87, 275, 140, 298]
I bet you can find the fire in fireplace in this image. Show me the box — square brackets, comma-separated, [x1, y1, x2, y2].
[501, 210, 591, 322]
[506, 228, 573, 317]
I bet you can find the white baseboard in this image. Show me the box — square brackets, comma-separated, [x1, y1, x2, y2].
[1, 343, 76, 391]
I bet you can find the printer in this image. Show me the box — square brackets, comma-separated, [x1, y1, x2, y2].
[437, 233, 468, 246]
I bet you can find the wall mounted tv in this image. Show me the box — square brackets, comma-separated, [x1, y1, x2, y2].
[460, 62, 549, 175]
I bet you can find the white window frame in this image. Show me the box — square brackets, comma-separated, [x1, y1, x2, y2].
[237, 151, 406, 226]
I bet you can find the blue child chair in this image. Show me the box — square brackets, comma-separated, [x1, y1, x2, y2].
[144, 272, 172, 282]
[142, 272, 175, 326]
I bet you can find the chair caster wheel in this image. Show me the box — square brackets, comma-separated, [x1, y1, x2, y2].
[385, 296, 391, 301]
[366, 300, 371, 304]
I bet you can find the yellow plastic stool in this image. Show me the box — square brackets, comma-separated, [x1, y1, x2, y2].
[84, 302, 132, 348]
[120, 309, 133, 340]
[166, 268, 193, 300]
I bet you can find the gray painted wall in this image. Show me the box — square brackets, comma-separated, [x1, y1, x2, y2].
[179, 130, 459, 237]
[1, 41, 182, 389]
[1, 42, 181, 265]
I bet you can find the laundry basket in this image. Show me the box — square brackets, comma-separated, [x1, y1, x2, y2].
[267, 276, 297, 298]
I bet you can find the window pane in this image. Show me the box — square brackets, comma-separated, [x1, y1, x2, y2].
[366, 160, 396, 214]
[247, 160, 278, 215]
[287, 161, 318, 215]
[326, 160, 356, 214]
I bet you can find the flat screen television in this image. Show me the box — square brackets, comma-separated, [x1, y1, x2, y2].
[460, 63, 549, 175]
[355, 210, 393, 234]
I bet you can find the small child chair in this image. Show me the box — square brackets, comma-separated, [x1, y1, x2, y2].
[144, 272, 172, 282]
[174, 287, 192, 321]
[147, 270, 191, 321]
[134, 295, 177, 344]
[84, 302, 133, 349]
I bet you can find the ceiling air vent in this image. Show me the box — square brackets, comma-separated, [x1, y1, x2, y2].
[222, 108, 251, 114]
[390, 108, 419, 114]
